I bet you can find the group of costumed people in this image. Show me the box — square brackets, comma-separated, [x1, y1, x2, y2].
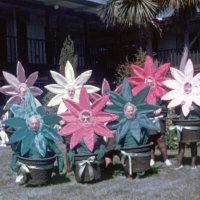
[0, 54, 199, 184]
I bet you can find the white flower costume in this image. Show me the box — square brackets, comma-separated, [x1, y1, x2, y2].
[45, 61, 100, 114]
[161, 59, 200, 116]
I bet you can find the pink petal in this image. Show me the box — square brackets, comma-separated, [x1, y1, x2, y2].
[154, 63, 170, 80]
[153, 86, 167, 98]
[93, 124, 114, 138]
[79, 87, 90, 109]
[59, 122, 81, 136]
[130, 64, 145, 79]
[91, 95, 109, 114]
[144, 55, 154, 76]
[132, 84, 146, 96]
[17, 61, 26, 83]
[114, 84, 122, 93]
[0, 85, 18, 95]
[146, 91, 156, 105]
[70, 131, 83, 149]
[94, 112, 118, 123]
[63, 99, 82, 116]
[3, 95, 22, 110]
[102, 78, 111, 96]
[2, 71, 20, 88]
[128, 77, 144, 85]
[83, 128, 95, 152]
[89, 93, 101, 102]
[59, 112, 77, 122]
[29, 86, 43, 96]
[26, 72, 38, 87]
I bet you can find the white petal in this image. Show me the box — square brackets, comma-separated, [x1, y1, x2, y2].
[161, 89, 182, 100]
[170, 67, 185, 84]
[182, 104, 190, 116]
[65, 61, 75, 83]
[75, 70, 92, 86]
[50, 71, 68, 88]
[183, 59, 194, 79]
[47, 94, 63, 106]
[34, 97, 41, 106]
[168, 97, 184, 108]
[191, 72, 200, 87]
[57, 101, 68, 114]
[45, 84, 66, 94]
[83, 85, 100, 93]
[162, 80, 181, 90]
[193, 97, 200, 106]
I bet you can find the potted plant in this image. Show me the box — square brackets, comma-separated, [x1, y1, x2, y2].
[59, 87, 117, 183]
[105, 79, 160, 177]
[162, 58, 200, 169]
[128, 55, 172, 166]
[4, 91, 64, 186]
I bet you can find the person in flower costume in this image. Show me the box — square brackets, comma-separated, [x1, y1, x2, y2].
[45, 61, 100, 114]
[0, 61, 43, 110]
[3, 91, 64, 184]
[162, 58, 200, 169]
[58, 86, 118, 173]
[105, 78, 160, 149]
[128, 55, 172, 167]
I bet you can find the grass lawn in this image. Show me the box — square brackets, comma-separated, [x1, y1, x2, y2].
[0, 143, 200, 200]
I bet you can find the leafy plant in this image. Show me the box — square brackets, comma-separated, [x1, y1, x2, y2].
[59, 35, 78, 76]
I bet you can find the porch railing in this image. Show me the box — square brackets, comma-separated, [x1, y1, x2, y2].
[157, 48, 200, 69]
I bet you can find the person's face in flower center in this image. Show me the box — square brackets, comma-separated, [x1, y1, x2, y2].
[28, 116, 40, 132]
[80, 111, 92, 127]
[145, 76, 155, 87]
[19, 83, 28, 97]
[67, 86, 75, 99]
[184, 82, 192, 95]
[124, 103, 136, 119]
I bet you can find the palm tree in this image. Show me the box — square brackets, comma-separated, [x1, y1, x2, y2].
[98, 0, 200, 58]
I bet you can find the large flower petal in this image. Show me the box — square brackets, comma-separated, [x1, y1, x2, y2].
[59, 121, 82, 136]
[102, 78, 111, 96]
[183, 59, 194, 79]
[65, 61, 75, 83]
[146, 91, 156, 105]
[29, 86, 43, 96]
[161, 89, 181, 100]
[70, 131, 83, 149]
[83, 128, 95, 152]
[93, 123, 114, 138]
[0, 85, 18, 95]
[4, 95, 22, 110]
[154, 63, 170, 80]
[63, 99, 82, 116]
[26, 72, 38, 87]
[170, 67, 185, 84]
[59, 112, 77, 122]
[144, 55, 153, 76]
[130, 64, 145, 79]
[57, 101, 67, 114]
[167, 97, 184, 108]
[83, 85, 100, 93]
[2, 71, 20, 87]
[94, 112, 118, 123]
[17, 61, 26, 83]
[45, 84, 66, 94]
[50, 70, 68, 88]
[162, 80, 181, 90]
[132, 84, 146, 96]
[47, 94, 63, 106]
[91, 95, 109, 113]
[75, 70, 92, 86]
[79, 87, 90, 109]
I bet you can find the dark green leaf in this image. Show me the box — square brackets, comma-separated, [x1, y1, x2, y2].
[3, 118, 26, 129]
[8, 128, 27, 144]
[43, 125, 63, 141]
[137, 104, 159, 114]
[132, 87, 150, 105]
[43, 114, 61, 125]
[121, 79, 132, 102]
[21, 131, 35, 156]
[34, 132, 47, 157]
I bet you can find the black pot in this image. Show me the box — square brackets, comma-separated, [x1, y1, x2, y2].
[121, 143, 153, 175]
[18, 155, 56, 186]
[172, 119, 200, 143]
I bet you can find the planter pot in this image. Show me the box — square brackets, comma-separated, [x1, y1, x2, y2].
[18, 155, 56, 186]
[172, 119, 200, 143]
[121, 143, 153, 176]
[73, 153, 104, 183]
